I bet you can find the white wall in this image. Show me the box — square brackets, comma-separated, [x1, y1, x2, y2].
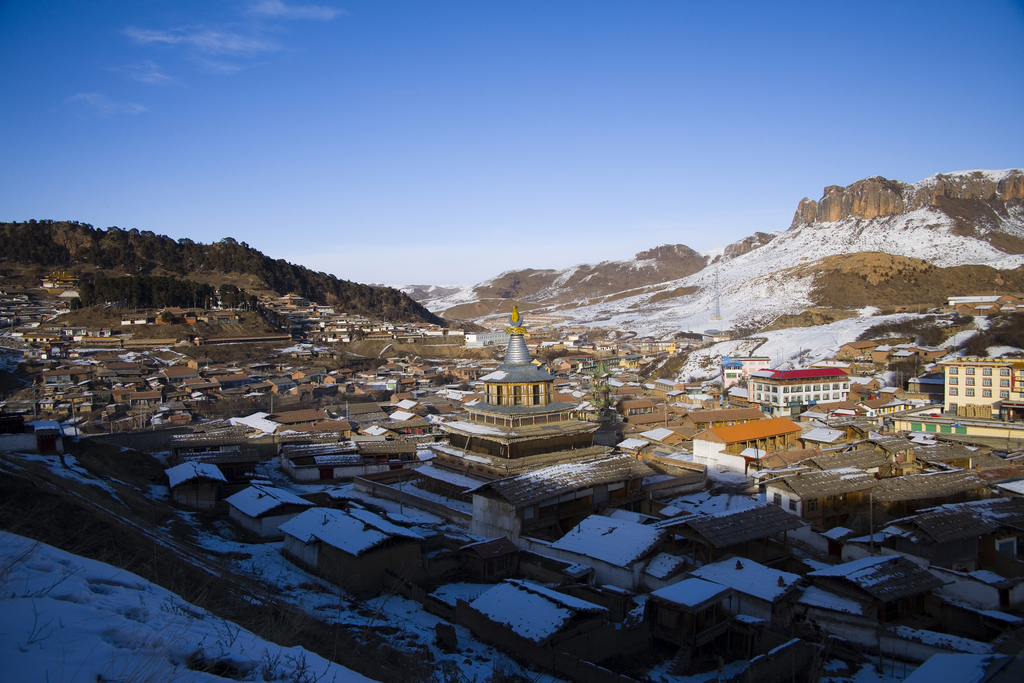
[282, 535, 319, 570]
[470, 496, 521, 540]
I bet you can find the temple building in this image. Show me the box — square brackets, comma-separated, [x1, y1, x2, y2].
[434, 306, 610, 477]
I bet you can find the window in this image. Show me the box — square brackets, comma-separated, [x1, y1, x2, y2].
[1001, 379, 1010, 387]
[950, 388, 958, 396]
[949, 378, 958, 385]
[513, 385, 522, 405]
[532, 384, 541, 404]
[833, 393, 840, 400]
[997, 538, 1017, 557]
[1001, 391, 1009, 398]
[949, 367, 958, 374]
[983, 368, 992, 376]
[833, 383, 840, 390]
[495, 385, 503, 404]
[789, 499, 797, 511]
[773, 493, 782, 506]
[813, 394, 820, 401]
[966, 367, 975, 375]
[1001, 368, 1010, 376]
[966, 389, 975, 397]
[807, 498, 818, 512]
[983, 379, 992, 387]
[966, 378, 975, 386]
[950, 403, 958, 410]
[983, 390, 992, 398]
[813, 384, 821, 391]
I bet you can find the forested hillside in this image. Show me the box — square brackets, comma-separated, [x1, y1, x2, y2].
[0, 221, 443, 324]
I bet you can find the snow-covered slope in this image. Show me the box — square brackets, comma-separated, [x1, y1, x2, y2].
[0, 531, 372, 683]
[414, 169, 1024, 335]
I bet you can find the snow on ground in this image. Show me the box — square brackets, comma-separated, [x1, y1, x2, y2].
[0, 348, 22, 374]
[673, 313, 917, 382]
[0, 531, 373, 683]
[3, 451, 128, 507]
[159, 496, 552, 682]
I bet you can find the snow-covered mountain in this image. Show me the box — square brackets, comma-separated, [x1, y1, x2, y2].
[411, 169, 1024, 336]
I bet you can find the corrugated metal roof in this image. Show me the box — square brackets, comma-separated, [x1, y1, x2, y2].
[872, 469, 985, 503]
[658, 503, 805, 547]
[695, 417, 802, 444]
[808, 555, 944, 602]
[474, 453, 654, 507]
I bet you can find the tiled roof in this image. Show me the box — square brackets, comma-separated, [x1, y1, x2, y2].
[766, 467, 876, 498]
[808, 555, 944, 602]
[657, 503, 805, 547]
[474, 454, 654, 507]
[695, 417, 802, 444]
[872, 469, 985, 503]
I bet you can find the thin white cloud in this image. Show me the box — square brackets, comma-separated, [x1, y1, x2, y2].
[110, 61, 181, 86]
[124, 26, 279, 56]
[248, 0, 345, 20]
[64, 93, 147, 117]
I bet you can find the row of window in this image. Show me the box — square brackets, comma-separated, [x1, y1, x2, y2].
[757, 392, 844, 403]
[754, 382, 849, 393]
[948, 366, 1011, 376]
[948, 378, 1010, 387]
[948, 388, 1009, 398]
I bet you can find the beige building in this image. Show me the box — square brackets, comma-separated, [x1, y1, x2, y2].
[939, 357, 1024, 417]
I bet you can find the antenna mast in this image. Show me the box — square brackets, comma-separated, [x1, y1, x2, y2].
[711, 266, 723, 321]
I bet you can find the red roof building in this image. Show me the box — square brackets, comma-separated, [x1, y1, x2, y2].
[748, 368, 851, 418]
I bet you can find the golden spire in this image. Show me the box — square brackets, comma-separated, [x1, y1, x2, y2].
[506, 304, 526, 335]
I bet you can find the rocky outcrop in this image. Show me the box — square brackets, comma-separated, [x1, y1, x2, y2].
[791, 170, 1024, 228]
[468, 245, 708, 305]
[723, 232, 775, 259]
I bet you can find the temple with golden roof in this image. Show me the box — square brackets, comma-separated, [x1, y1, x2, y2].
[435, 306, 611, 477]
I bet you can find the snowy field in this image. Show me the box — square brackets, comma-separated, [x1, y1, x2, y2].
[0, 531, 375, 683]
[672, 312, 915, 382]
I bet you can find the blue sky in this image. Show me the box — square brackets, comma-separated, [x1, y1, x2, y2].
[2, 1, 1022, 285]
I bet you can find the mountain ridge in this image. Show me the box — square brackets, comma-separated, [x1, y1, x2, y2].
[409, 169, 1024, 334]
[0, 221, 444, 325]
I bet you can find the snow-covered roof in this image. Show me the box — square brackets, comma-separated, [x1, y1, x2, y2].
[479, 370, 508, 381]
[395, 399, 419, 410]
[224, 484, 313, 518]
[808, 555, 943, 602]
[617, 438, 649, 450]
[902, 653, 1001, 683]
[640, 427, 675, 442]
[651, 577, 730, 609]
[389, 410, 416, 421]
[278, 507, 422, 556]
[644, 552, 687, 580]
[797, 586, 863, 615]
[165, 461, 226, 488]
[548, 515, 662, 566]
[802, 427, 845, 444]
[691, 558, 800, 602]
[468, 579, 607, 642]
[414, 463, 485, 490]
[227, 411, 279, 434]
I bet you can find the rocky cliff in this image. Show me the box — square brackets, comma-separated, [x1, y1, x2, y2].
[791, 169, 1024, 227]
